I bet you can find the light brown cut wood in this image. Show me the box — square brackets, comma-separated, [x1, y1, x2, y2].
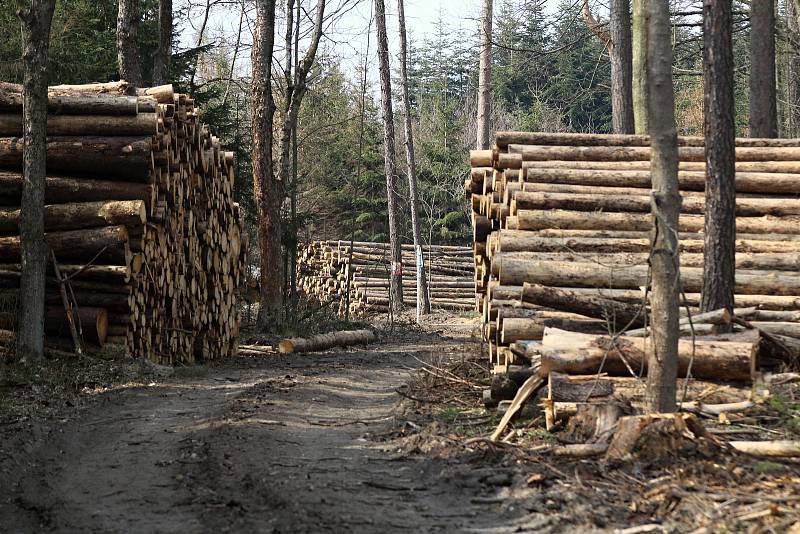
[278, 329, 376, 354]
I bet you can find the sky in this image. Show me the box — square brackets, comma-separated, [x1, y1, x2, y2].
[179, 0, 485, 83]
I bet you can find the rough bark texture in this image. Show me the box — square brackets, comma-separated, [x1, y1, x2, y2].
[375, 0, 404, 312]
[645, 0, 680, 412]
[152, 0, 172, 85]
[15, 0, 55, 361]
[632, 0, 648, 134]
[703, 0, 736, 327]
[749, 0, 777, 138]
[610, 0, 635, 134]
[398, 0, 431, 315]
[788, 0, 800, 137]
[116, 0, 143, 87]
[250, 0, 280, 327]
[476, 0, 493, 150]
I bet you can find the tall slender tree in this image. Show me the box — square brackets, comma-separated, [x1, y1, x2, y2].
[251, 0, 279, 327]
[476, 0, 493, 149]
[15, 0, 56, 362]
[374, 0, 404, 312]
[632, 0, 648, 134]
[702, 0, 736, 327]
[116, 0, 143, 86]
[645, 0, 680, 413]
[749, 0, 777, 137]
[609, 0, 634, 133]
[152, 0, 172, 85]
[398, 0, 431, 316]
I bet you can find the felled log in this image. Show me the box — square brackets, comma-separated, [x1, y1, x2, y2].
[0, 171, 152, 206]
[495, 131, 800, 148]
[547, 372, 614, 402]
[520, 283, 646, 329]
[624, 308, 732, 337]
[729, 441, 800, 457]
[0, 92, 140, 115]
[0, 225, 130, 264]
[278, 329, 376, 354]
[0, 200, 146, 234]
[0, 113, 157, 136]
[44, 306, 108, 345]
[539, 327, 757, 380]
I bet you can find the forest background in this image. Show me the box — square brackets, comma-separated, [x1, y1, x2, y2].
[1, 0, 797, 251]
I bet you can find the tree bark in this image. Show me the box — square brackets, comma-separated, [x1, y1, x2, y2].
[645, 0, 679, 412]
[375, 0, 404, 313]
[632, 0, 648, 133]
[16, 0, 55, 362]
[703, 0, 736, 330]
[116, 0, 143, 87]
[476, 0, 493, 149]
[398, 0, 431, 315]
[787, 0, 800, 137]
[152, 0, 173, 85]
[610, 0, 635, 133]
[749, 0, 777, 138]
[251, 0, 280, 327]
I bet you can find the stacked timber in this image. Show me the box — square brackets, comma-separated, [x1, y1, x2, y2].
[0, 81, 244, 364]
[468, 131, 800, 377]
[298, 240, 474, 315]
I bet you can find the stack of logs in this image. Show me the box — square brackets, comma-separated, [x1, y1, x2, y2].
[298, 240, 475, 315]
[467, 132, 800, 383]
[0, 81, 244, 364]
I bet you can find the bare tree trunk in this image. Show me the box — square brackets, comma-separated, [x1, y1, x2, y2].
[375, 0, 404, 313]
[251, 0, 280, 328]
[116, 0, 143, 87]
[397, 0, 431, 316]
[702, 0, 736, 330]
[632, 0, 649, 134]
[610, 0, 635, 133]
[476, 0, 493, 150]
[16, 0, 56, 362]
[788, 0, 800, 137]
[152, 0, 172, 85]
[749, 0, 778, 138]
[645, 0, 680, 413]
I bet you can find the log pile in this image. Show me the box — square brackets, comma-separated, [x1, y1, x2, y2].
[0, 81, 244, 364]
[467, 131, 800, 378]
[297, 240, 474, 315]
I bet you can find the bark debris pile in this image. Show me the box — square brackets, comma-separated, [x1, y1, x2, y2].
[0, 81, 244, 364]
[298, 240, 474, 315]
[466, 131, 800, 458]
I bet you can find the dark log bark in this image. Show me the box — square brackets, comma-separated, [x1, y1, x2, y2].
[375, 0, 404, 312]
[16, 0, 55, 362]
[0, 93, 139, 115]
[0, 226, 129, 264]
[0, 136, 153, 180]
[703, 0, 736, 330]
[0, 171, 152, 205]
[749, 0, 778, 138]
[521, 283, 645, 329]
[45, 306, 108, 345]
[0, 113, 157, 136]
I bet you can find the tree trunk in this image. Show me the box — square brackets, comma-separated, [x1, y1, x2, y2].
[476, 0, 493, 149]
[645, 0, 680, 412]
[398, 0, 431, 316]
[703, 0, 736, 330]
[787, 0, 800, 137]
[610, 0, 635, 133]
[116, 0, 143, 87]
[631, 0, 648, 134]
[15, 0, 55, 362]
[375, 0, 404, 313]
[152, 0, 172, 85]
[250, 0, 280, 328]
[749, 0, 777, 138]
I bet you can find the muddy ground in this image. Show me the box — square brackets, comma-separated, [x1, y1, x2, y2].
[1, 316, 799, 533]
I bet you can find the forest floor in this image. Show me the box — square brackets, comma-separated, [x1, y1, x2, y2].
[1, 313, 799, 533]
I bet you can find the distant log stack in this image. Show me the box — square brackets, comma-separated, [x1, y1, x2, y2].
[0, 80, 244, 364]
[468, 131, 800, 375]
[297, 240, 474, 315]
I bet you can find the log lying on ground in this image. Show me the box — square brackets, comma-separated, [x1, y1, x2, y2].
[494, 131, 800, 148]
[278, 329, 377, 354]
[539, 328, 757, 380]
[729, 441, 800, 457]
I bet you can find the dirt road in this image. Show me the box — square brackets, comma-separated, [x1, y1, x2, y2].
[1, 328, 540, 533]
